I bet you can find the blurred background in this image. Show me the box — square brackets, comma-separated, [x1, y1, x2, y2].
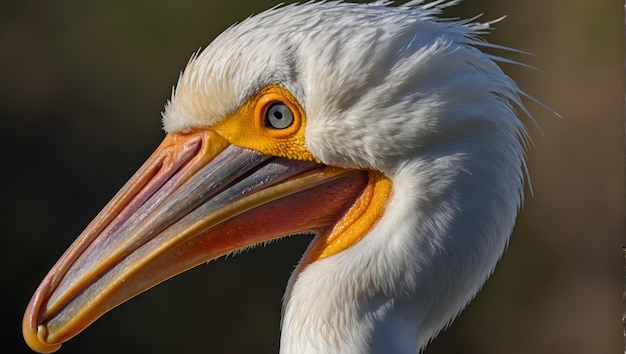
[2, 0, 622, 353]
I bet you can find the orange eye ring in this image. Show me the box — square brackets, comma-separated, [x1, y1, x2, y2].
[254, 86, 303, 139]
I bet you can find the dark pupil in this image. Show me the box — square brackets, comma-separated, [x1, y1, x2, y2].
[266, 102, 293, 129]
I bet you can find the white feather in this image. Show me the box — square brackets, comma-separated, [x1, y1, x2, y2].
[162, 1, 530, 353]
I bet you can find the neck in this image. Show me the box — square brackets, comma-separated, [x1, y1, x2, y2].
[279, 128, 523, 354]
[280, 246, 424, 354]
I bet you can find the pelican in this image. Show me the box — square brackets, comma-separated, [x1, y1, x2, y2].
[23, 1, 532, 353]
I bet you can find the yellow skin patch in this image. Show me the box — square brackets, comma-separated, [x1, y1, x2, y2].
[308, 170, 392, 262]
[212, 85, 317, 162]
[212, 85, 392, 260]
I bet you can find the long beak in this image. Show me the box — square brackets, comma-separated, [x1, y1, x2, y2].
[23, 130, 368, 353]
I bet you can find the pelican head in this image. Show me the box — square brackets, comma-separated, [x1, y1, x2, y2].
[23, 1, 530, 353]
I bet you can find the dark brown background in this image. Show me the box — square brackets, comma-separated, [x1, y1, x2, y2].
[3, 1, 622, 353]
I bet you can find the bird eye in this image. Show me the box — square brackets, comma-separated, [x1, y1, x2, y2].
[265, 102, 294, 129]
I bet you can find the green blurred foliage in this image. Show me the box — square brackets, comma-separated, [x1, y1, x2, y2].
[2, 1, 622, 353]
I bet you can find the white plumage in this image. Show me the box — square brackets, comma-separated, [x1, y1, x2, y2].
[165, 3, 528, 350]
[24, 1, 531, 353]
